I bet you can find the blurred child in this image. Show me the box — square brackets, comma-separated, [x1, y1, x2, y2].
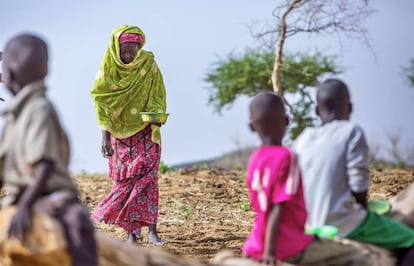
[293, 78, 414, 266]
[0, 34, 97, 266]
[242, 91, 371, 265]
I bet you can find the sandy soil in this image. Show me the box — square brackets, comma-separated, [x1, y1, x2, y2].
[75, 167, 414, 262]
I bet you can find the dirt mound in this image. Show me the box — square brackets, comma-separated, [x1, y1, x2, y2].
[76, 167, 414, 261]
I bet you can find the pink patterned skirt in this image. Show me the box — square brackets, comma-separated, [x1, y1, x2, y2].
[91, 126, 161, 234]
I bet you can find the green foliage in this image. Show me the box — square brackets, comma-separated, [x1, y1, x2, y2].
[191, 163, 210, 170]
[159, 160, 171, 174]
[205, 48, 341, 139]
[234, 162, 244, 171]
[172, 197, 194, 220]
[237, 201, 251, 212]
[80, 169, 88, 177]
[404, 59, 414, 87]
[205, 49, 273, 113]
[182, 205, 194, 219]
[395, 161, 404, 169]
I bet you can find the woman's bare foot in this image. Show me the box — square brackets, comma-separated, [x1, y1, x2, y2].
[127, 233, 137, 244]
[148, 231, 166, 246]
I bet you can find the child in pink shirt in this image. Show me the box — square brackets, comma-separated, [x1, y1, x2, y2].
[242, 92, 372, 265]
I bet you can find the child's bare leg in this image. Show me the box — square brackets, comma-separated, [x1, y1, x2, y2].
[148, 224, 166, 245]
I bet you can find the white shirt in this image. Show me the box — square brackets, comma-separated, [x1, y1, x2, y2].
[293, 120, 370, 237]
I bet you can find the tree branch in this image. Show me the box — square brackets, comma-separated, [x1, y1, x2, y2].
[272, 0, 303, 95]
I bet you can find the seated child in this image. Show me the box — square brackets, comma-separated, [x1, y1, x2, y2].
[242, 91, 371, 265]
[293, 78, 414, 266]
[0, 34, 98, 266]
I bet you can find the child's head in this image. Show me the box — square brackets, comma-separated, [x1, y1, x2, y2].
[249, 91, 288, 145]
[316, 79, 352, 124]
[2, 34, 48, 95]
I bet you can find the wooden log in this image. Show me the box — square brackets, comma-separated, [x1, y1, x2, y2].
[0, 207, 71, 266]
[210, 249, 294, 266]
[0, 208, 216, 266]
[0, 207, 398, 266]
[389, 182, 414, 227]
[210, 238, 396, 266]
[96, 232, 215, 266]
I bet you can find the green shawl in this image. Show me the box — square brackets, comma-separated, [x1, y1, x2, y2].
[91, 25, 166, 144]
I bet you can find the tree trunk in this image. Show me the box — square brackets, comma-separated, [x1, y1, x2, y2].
[97, 233, 216, 266]
[272, 0, 302, 95]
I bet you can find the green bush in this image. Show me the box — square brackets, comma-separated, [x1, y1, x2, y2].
[159, 160, 171, 174]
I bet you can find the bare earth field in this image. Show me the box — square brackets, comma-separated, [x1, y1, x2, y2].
[75, 167, 414, 262]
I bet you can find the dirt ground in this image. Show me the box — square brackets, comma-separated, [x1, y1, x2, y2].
[75, 167, 414, 262]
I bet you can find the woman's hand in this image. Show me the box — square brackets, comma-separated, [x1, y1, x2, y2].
[101, 130, 114, 158]
[101, 139, 114, 158]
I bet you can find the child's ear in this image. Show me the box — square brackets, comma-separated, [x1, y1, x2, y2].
[348, 102, 353, 114]
[315, 105, 320, 117]
[6, 69, 19, 95]
[285, 115, 289, 126]
[249, 122, 255, 132]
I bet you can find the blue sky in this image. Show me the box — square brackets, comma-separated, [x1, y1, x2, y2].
[1, 0, 414, 173]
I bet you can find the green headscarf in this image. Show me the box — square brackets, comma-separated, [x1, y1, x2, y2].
[91, 25, 166, 144]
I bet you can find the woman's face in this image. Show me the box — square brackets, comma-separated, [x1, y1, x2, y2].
[120, 43, 139, 64]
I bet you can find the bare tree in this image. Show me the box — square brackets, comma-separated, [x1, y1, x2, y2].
[384, 131, 414, 166]
[251, 0, 374, 99]
[385, 131, 404, 163]
[368, 141, 382, 164]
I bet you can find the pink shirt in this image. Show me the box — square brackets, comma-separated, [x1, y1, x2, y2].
[242, 146, 313, 260]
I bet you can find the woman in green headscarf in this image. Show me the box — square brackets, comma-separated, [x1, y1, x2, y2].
[91, 25, 167, 245]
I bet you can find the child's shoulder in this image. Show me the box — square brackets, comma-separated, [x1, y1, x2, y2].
[298, 120, 363, 139]
[331, 120, 362, 130]
[26, 97, 54, 114]
[328, 121, 366, 140]
[250, 146, 292, 163]
[21, 96, 58, 124]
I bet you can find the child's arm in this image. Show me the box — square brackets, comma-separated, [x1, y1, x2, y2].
[262, 203, 284, 265]
[352, 191, 368, 208]
[347, 126, 370, 209]
[8, 159, 54, 240]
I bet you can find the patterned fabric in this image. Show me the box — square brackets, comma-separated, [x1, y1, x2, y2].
[119, 33, 144, 45]
[90, 25, 167, 144]
[91, 126, 161, 233]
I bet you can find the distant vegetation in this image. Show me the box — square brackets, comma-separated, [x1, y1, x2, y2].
[171, 142, 414, 172]
[172, 146, 256, 171]
[159, 160, 172, 174]
[205, 50, 339, 140]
